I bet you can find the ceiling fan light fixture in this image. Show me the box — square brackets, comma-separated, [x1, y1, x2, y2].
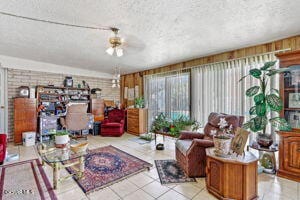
[106, 28, 124, 57]
[106, 47, 114, 55]
[116, 48, 123, 57]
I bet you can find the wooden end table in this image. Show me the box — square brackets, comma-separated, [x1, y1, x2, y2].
[205, 148, 258, 200]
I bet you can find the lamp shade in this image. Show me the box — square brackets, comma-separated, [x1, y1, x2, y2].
[116, 48, 123, 57]
[106, 47, 114, 55]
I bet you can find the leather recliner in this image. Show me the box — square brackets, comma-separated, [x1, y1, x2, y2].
[175, 112, 244, 177]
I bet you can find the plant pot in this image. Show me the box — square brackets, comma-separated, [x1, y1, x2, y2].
[163, 127, 170, 133]
[256, 133, 273, 148]
[55, 135, 70, 148]
[213, 136, 232, 157]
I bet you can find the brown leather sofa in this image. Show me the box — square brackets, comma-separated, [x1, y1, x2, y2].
[175, 112, 244, 177]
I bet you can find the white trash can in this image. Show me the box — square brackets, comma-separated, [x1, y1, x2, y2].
[22, 132, 36, 146]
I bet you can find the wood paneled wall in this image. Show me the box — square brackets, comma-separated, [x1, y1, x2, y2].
[121, 35, 300, 107]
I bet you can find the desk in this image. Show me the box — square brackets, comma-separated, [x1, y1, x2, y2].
[206, 148, 258, 200]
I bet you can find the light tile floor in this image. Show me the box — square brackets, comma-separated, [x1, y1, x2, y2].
[5, 133, 300, 200]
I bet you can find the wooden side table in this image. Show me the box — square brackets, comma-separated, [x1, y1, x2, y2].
[154, 131, 177, 145]
[248, 142, 278, 174]
[205, 148, 258, 200]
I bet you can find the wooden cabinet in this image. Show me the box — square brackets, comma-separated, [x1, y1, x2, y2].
[277, 131, 300, 182]
[14, 98, 37, 144]
[276, 50, 300, 181]
[90, 99, 104, 122]
[127, 108, 147, 135]
[206, 148, 258, 200]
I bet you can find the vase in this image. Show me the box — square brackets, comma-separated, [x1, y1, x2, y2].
[256, 133, 273, 148]
[213, 136, 232, 157]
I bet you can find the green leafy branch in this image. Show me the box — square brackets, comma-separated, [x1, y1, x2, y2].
[240, 61, 291, 133]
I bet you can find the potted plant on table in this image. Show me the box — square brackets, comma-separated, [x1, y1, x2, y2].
[55, 130, 70, 148]
[170, 115, 201, 137]
[240, 61, 291, 147]
[134, 96, 145, 108]
[151, 113, 171, 133]
[213, 118, 234, 157]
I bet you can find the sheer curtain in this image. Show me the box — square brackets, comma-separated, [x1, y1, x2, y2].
[144, 70, 190, 130]
[191, 53, 278, 126]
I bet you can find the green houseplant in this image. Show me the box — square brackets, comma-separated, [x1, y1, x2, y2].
[134, 97, 145, 108]
[151, 113, 171, 133]
[240, 61, 291, 147]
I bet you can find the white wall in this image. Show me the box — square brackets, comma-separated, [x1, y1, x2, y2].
[0, 54, 113, 79]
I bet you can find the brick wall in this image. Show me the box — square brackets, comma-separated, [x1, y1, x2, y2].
[7, 68, 120, 142]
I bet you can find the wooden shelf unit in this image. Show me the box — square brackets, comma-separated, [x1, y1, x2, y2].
[276, 50, 300, 182]
[36, 85, 91, 114]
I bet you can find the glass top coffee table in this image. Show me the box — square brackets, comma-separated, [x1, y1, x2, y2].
[37, 140, 87, 189]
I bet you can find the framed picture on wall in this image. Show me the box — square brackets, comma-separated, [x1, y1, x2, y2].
[128, 88, 135, 100]
[124, 87, 128, 99]
[134, 85, 139, 98]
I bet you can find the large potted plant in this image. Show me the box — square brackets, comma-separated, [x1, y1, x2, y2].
[240, 61, 291, 147]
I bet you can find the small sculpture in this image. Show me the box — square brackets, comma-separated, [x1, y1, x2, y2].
[82, 80, 90, 89]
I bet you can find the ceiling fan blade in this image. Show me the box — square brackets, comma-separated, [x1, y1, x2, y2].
[121, 34, 146, 52]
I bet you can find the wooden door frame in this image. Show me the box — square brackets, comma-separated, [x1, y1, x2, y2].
[0, 63, 8, 134]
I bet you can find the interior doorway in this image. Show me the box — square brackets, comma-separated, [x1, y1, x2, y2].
[0, 65, 7, 134]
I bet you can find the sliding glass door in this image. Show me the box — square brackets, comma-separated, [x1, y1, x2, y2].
[144, 71, 190, 130]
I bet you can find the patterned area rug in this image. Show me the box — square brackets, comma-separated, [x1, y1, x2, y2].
[155, 160, 196, 184]
[66, 145, 152, 194]
[0, 159, 57, 200]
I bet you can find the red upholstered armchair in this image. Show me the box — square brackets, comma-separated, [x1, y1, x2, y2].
[0, 134, 7, 165]
[101, 109, 125, 137]
[175, 112, 244, 177]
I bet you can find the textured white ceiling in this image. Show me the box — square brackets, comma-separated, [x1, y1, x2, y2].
[0, 0, 300, 75]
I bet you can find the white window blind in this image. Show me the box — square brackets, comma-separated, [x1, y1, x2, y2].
[191, 53, 278, 126]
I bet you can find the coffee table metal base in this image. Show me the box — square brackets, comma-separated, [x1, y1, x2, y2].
[42, 155, 85, 189]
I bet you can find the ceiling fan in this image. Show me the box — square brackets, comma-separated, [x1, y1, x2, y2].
[0, 11, 145, 57]
[106, 28, 124, 57]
